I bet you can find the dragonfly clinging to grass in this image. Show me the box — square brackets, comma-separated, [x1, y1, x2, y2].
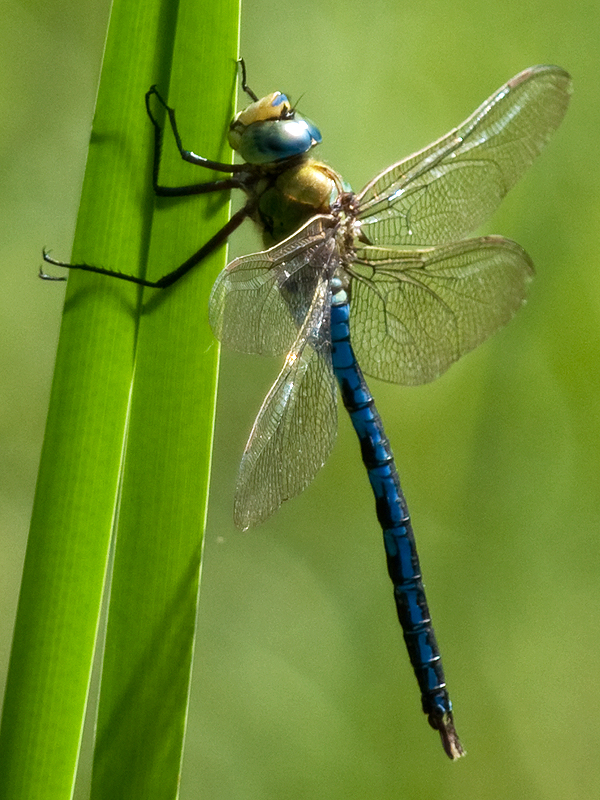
[43, 63, 572, 758]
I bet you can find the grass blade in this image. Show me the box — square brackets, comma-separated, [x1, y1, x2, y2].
[0, 0, 240, 797]
[91, 3, 240, 797]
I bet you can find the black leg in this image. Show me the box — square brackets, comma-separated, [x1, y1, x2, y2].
[147, 91, 245, 196]
[41, 203, 254, 288]
[145, 87, 248, 181]
[41, 84, 257, 287]
[145, 86, 247, 198]
[238, 59, 259, 102]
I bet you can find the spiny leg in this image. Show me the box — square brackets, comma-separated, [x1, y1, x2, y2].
[41, 82, 258, 287]
[238, 58, 259, 102]
[41, 202, 253, 288]
[144, 86, 248, 198]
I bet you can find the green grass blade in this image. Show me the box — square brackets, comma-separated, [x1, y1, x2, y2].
[90, 3, 240, 797]
[0, 0, 240, 797]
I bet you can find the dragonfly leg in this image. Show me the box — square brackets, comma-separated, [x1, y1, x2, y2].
[238, 58, 259, 102]
[41, 202, 253, 288]
[145, 86, 248, 193]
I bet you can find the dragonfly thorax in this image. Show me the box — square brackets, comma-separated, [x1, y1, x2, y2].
[228, 91, 322, 164]
[255, 159, 345, 244]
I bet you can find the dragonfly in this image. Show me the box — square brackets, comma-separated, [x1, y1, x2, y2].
[43, 63, 572, 758]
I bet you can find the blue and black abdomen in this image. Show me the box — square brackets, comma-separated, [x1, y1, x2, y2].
[329, 284, 463, 759]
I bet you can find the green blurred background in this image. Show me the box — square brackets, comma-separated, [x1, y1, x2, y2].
[1, 0, 598, 798]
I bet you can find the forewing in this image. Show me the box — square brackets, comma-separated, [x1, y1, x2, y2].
[209, 215, 333, 355]
[233, 278, 337, 530]
[349, 236, 534, 385]
[357, 65, 571, 246]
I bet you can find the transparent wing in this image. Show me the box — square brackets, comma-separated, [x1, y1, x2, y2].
[356, 65, 572, 246]
[234, 277, 338, 530]
[349, 236, 534, 385]
[209, 215, 333, 355]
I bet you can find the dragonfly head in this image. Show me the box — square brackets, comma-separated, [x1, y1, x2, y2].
[228, 92, 322, 164]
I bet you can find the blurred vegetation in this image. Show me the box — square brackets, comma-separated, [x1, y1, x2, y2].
[1, 0, 598, 798]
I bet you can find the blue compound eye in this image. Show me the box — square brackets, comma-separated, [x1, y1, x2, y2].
[228, 92, 322, 163]
[235, 116, 322, 164]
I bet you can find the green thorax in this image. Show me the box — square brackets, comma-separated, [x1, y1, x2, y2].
[255, 159, 345, 244]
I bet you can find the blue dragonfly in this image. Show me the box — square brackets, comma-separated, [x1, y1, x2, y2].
[43, 63, 572, 758]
